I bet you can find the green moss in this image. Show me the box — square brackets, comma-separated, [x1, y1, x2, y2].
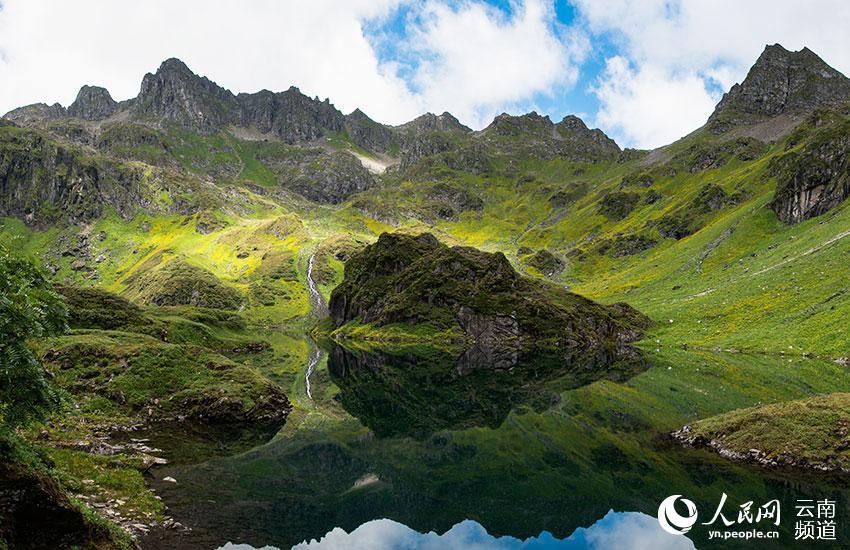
[685, 393, 850, 470]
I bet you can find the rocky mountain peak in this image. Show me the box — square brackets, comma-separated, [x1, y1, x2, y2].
[67, 85, 117, 121]
[133, 57, 239, 132]
[399, 112, 471, 134]
[238, 86, 345, 143]
[709, 44, 850, 133]
[3, 102, 67, 126]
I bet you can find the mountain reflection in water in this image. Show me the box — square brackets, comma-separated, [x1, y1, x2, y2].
[327, 344, 647, 438]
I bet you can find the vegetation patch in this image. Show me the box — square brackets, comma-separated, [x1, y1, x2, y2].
[123, 259, 243, 310]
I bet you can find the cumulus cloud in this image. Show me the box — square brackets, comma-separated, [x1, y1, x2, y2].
[402, 0, 588, 128]
[0, 0, 585, 129]
[593, 57, 718, 149]
[574, 0, 850, 148]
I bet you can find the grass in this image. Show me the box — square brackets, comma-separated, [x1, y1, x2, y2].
[685, 393, 850, 470]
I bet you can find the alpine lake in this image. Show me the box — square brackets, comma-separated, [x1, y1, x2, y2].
[129, 335, 850, 550]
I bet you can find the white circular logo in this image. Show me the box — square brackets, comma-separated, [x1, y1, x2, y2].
[658, 495, 698, 535]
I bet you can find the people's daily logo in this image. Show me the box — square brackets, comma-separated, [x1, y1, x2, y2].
[658, 495, 699, 535]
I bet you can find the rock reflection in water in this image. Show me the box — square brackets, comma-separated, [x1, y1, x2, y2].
[327, 344, 646, 438]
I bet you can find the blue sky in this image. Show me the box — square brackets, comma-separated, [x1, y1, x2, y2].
[2, 1, 850, 148]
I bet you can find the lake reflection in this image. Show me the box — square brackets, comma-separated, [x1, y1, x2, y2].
[327, 344, 647, 438]
[140, 347, 850, 550]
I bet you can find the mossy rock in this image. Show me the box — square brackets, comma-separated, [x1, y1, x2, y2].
[124, 260, 243, 310]
[599, 235, 658, 257]
[524, 249, 565, 275]
[599, 191, 640, 220]
[329, 232, 651, 348]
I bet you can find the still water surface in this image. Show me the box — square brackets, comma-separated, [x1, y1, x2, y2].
[140, 342, 850, 549]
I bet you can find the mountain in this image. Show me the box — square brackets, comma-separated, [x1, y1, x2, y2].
[708, 44, 850, 135]
[133, 57, 240, 131]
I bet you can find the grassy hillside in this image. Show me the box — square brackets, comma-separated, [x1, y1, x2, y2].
[3, 111, 849, 358]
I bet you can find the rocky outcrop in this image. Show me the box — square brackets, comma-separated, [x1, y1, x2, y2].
[555, 115, 621, 161]
[329, 232, 651, 348]
[771, 127, 850, 223]
[709, 44, 850, 133]
[0, 128, 142, 225]
[67, 85, 118, 120]
[0, 445, 123, 549]
[345, 108, 397, 152]
[481, 111, 620, 162]
[237, 87, 346, 143]
[284, 150, 376, 203]
[133, 58, 240, 132]
[397, 111, 472, 134]
[3, 102, 66, 126]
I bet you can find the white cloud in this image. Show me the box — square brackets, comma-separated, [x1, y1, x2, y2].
[405, 0, 588, 127]
[0, 0, 585, 130]
[574, 0, 850, 148]
[593, 57, 718, 149]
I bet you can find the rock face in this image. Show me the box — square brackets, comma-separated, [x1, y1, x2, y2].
[67, 85, 117, 120]
[398, 112, 472, 134]
[0, 447, 120, 549]
[709, 44, 850, 133]
[285, 150, 376, 204]
[771, 124, 850, 223]
[329, 232, 651, 348]
[482, 111, 620, 162]
[238, 87, 346, 143]
[344, 108, 396, 152]
[133, 58, 240, 132]
[0, 127, 142, 224]
[3, 102, 66, 126]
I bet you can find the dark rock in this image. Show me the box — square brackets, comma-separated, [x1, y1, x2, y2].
[345, 108, 396, 152]
[3, 103, 67, 126]
[397, 112, 471, 134]
[771, 121, 850, 223]
[285, 151, 376, 204]
[0, 128, 142, 225]
[693, 184, 730, 212]
[428, 182, 484, 214]
[709, 44, 850, 133]
[0, 447, 122, 549]
[599, 191, 640, 220]
[644, 189, 663, 204]
[67, 85, 117, 121]
[237, 87, 346, 143]
[600, 234, 658, 257]
[525, 249, 564, 275]
[133, 58, 240, 132]
[329, 232, 651, 348]
[657, 213, 698, 240]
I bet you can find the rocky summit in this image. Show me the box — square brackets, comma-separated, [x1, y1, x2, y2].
[709, 44, 850, 134]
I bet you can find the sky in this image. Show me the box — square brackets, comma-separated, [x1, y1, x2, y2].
[1, 0, 850, 149]
[221, 511, 695, 550]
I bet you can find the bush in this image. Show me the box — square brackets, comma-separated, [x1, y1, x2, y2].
[0, 245, 67, 429]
